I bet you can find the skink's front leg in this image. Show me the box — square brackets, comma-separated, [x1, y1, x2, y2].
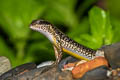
[53, 43, 63, 63]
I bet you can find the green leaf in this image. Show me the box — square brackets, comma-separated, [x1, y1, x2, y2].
[104, 13, 113, 44]
[88, 7, 106, 48]
[89, 7, 106, 38]
[76, 7, 113, 49]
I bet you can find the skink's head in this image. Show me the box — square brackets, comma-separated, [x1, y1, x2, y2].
[30, 20, 54, 42]
[30, 20, 52, 32]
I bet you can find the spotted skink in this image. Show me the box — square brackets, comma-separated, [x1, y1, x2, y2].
[30, 20, 104, 63]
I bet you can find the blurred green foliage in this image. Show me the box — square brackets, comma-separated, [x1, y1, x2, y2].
[0, 0, 120, 67]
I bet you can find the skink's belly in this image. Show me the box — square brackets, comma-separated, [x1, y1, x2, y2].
[62, 48, 90, 61]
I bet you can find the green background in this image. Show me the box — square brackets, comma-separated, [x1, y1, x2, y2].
[0, 0, 120, 67]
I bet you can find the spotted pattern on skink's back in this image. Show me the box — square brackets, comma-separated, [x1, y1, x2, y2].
[30, 20, 101, 60]
[52, 27, 96, 59]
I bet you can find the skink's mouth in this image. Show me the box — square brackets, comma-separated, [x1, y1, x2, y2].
[30, 20, 38, 29]
[30, 25, 32, 29]
[29, 25, 34, 30]
[30, 25, 38, 31]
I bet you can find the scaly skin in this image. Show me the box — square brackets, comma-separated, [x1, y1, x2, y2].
[30, 20, 104, 63]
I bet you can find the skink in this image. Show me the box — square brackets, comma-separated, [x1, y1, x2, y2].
[30, 20, 104, 63]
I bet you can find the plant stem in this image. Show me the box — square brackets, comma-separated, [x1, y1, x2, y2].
[16, 41, 26, 64]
